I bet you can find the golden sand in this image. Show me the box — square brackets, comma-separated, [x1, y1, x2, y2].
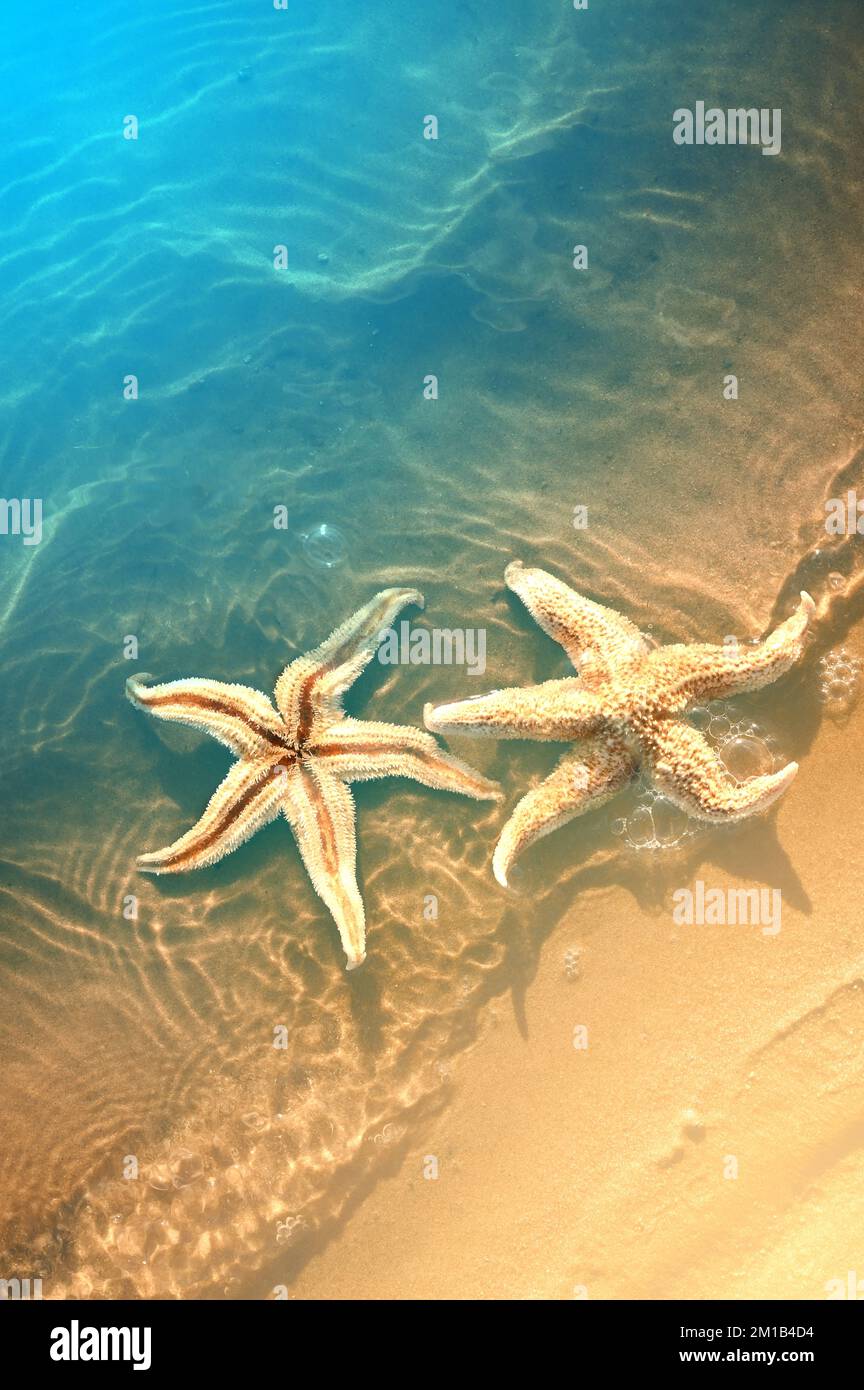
[286, 702, 864, 1301]
[2, 1, 864, 1303]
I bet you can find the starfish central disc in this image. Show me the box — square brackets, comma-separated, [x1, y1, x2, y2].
[129, 588, 501, 969]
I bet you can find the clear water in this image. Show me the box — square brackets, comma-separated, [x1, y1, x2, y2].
[1, 0, 862, 1298]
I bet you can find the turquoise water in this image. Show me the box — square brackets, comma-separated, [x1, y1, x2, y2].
[1, 0, 863, 1297]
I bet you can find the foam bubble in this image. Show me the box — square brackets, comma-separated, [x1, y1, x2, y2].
[301, 523, 347, 569]
[613, 790, 695, 852]
[719, 733, 775, 782]
[563, 947, 581, 981]
[818, 646, 861, 715]
[613, 705, 783, 853]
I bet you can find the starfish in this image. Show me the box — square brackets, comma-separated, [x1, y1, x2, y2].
[425, 561, 814, 887]
[128, 588, 500, 969]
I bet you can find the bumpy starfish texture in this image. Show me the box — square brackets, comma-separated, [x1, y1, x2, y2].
[128, 589, 500, 969]
[425, 561, 814, 887]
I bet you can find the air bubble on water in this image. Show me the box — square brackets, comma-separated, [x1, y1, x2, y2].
[615, 701, 783, 853]
[275, 1215, 305, 1245]
[650, 796, 690, 847]
[710, 704, 778, 787]
[169, 1150, 203, 1189]
[366, 1121, 403, 1147]
[615, 790, 695, 852]
[627, 804, 654, 847]
[719, 734, 774, 783]
[818, 646, 861, 715]
[301, 523, 347, 569]
[563, 947, 581, 981]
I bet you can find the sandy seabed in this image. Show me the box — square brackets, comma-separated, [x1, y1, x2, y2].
[1, 0, 864, 1301]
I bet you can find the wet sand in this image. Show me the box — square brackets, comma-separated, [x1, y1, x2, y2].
[1, 0, 863, 1301]
[287, 701, 864, 1301]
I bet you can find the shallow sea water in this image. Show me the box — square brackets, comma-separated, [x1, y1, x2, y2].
[1, 0, 863, 1298]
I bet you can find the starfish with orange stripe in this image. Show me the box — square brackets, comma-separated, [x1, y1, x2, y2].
[128, 588, 500, 970]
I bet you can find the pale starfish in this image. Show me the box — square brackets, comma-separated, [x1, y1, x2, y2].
[425, 561, 814, 887]
[128, 588, 500, 969]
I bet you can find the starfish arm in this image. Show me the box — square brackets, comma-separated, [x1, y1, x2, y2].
[274, 587, 423, 733]
[648, 591, 815, 710]
[136, 758, 286, 873]
[282, 763, 366, 970]
[424, 678, 605, 741]
[127, 674, 289, 760]
[505, 560, 648, 678]
[644, 719, 798, 822]
[310, 719, 502, 800]
[493, 738, 635, 886]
